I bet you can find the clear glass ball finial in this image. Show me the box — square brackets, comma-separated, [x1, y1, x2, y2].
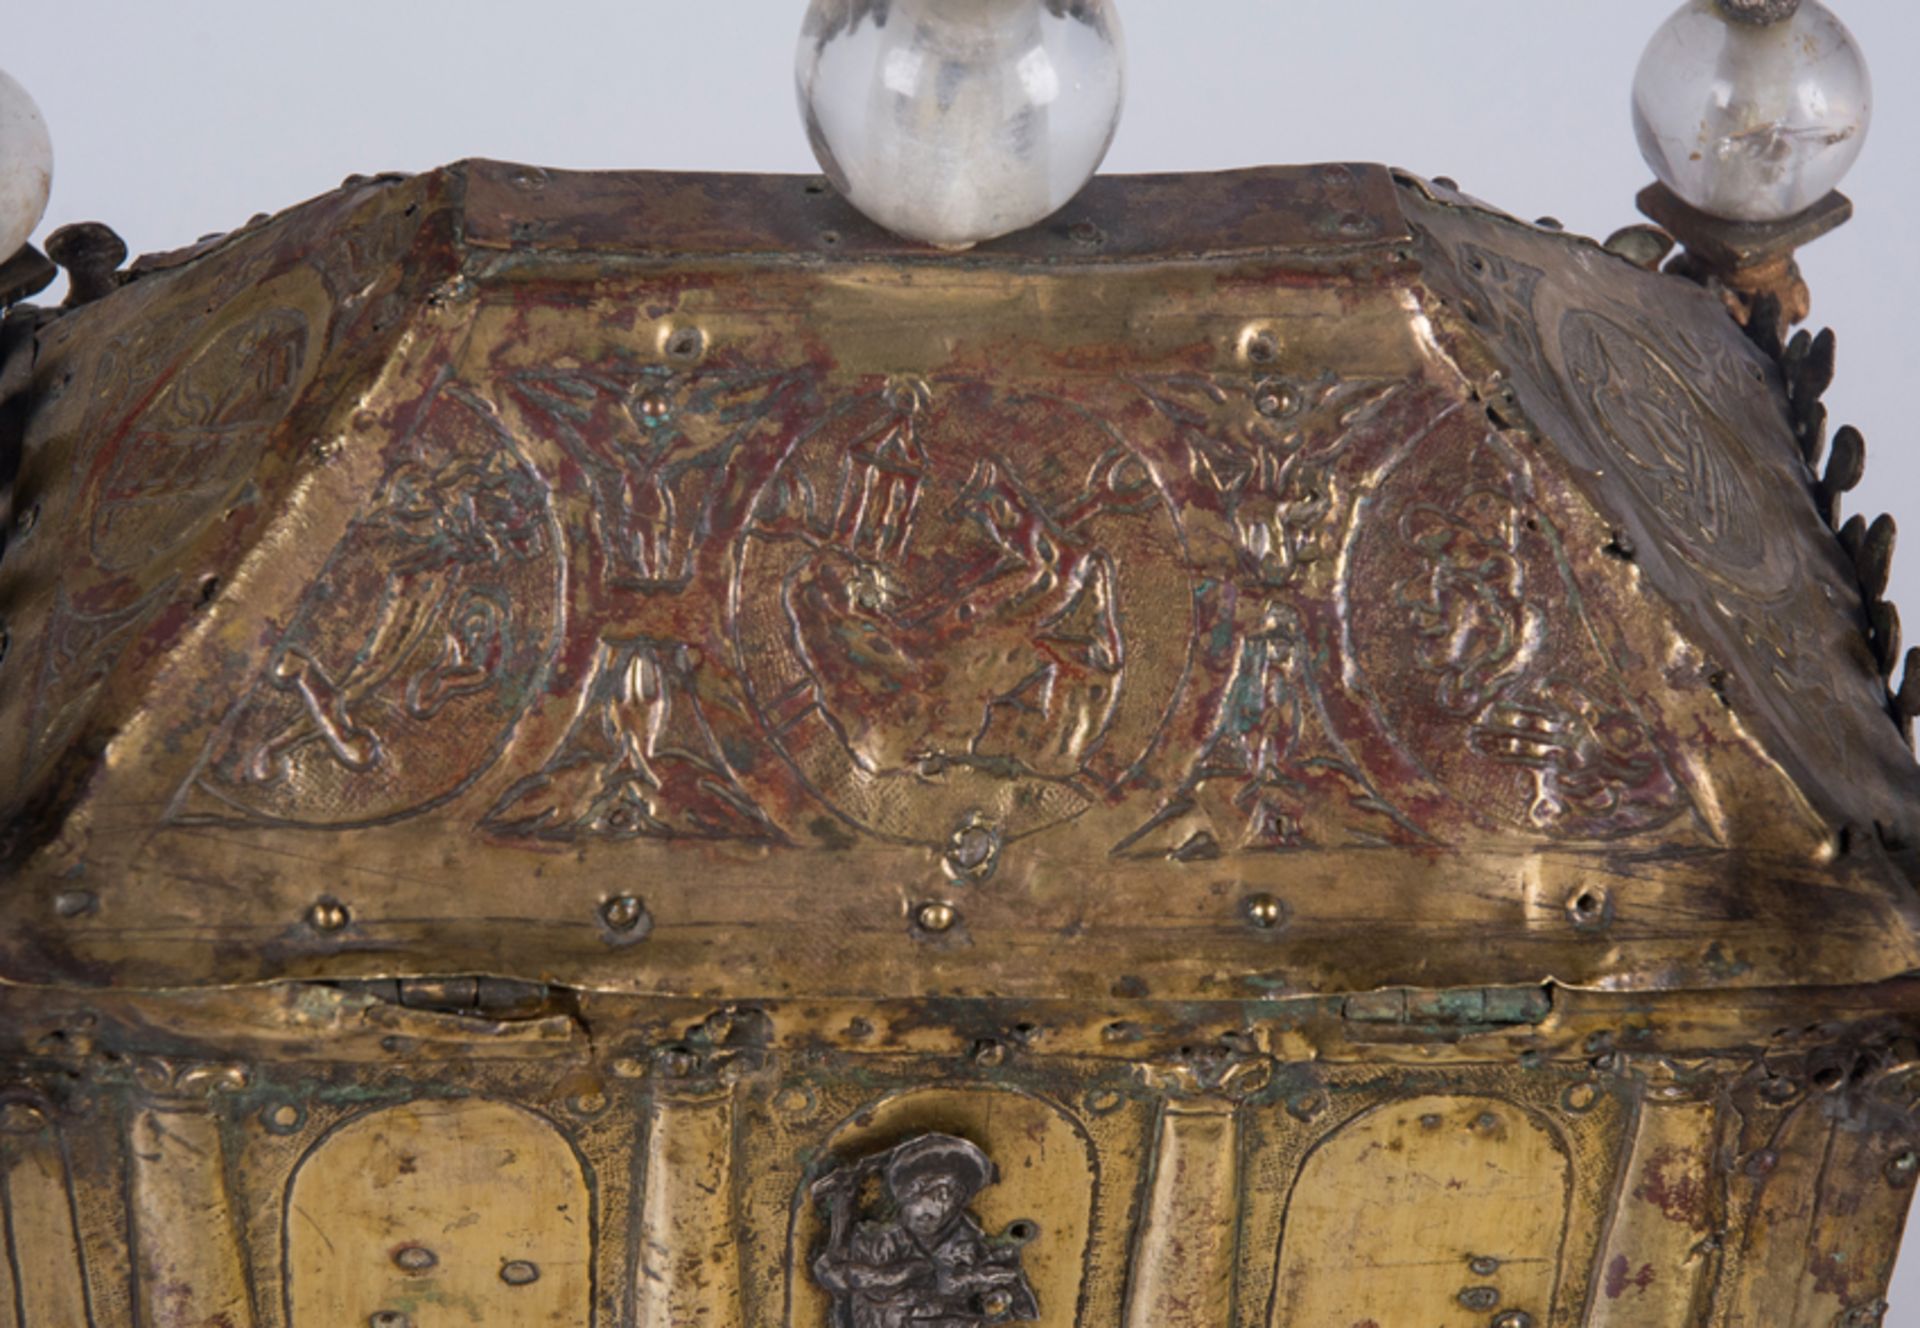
[0, 68, 53, 261]
[796, 0, 1126, 249]
[1632, 0, 1870, 223]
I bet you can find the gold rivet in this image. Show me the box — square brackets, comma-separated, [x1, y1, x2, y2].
[1888, 1150, 1919, 1185]
[661, 325, 707, 362]
[1239, 324, 1281, 365]
[916, 901, 957, 933]
[1244, 893, 1285, 929]
[601, 895, 647, 932]
[53, 889, 97, 918]
[631, 387, 671, 422]
[307, 899, 349, 932]
[1253, 378, 1301, 418]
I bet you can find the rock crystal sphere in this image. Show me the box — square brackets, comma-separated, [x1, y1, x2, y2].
[796, 0, 1125, 249]
[0, 68, 52, 261]
[1632, 0, 1870, 223]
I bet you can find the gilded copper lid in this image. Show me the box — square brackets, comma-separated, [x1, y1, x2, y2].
[1, 161, 1914, 998]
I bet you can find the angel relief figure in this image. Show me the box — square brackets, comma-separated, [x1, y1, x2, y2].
[811, 1135, 1039, 1328]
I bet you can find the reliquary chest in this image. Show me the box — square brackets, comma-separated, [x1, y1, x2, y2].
[0, 159, 1916, 1328]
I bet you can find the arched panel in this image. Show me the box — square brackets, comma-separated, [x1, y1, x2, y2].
[789, 1086, 1097, 1328]
[286, 1098, 592, 1327]
[0, 1102, 91, 1328]
[1271, 1094, 1572, 1328]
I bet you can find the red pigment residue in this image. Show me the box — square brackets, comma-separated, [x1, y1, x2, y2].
[1634, 1145, 1709, 1228]
[1604, 1253, 1657, 1299]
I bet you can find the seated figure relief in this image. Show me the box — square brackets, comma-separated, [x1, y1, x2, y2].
[811, 1134, 1039, 1328]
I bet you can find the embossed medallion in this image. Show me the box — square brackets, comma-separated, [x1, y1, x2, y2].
[732, 382, 1193, 844]
[1559, 308, 1787, 597]
[176, 385, 562, 826]
[83, 304, 313, 573]
[1347, 427, 1690, 838]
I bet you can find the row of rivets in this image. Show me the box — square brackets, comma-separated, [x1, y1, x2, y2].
[52, 880, 1614, 944]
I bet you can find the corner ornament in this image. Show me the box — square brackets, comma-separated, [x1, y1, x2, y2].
[811, 1133, 1040, 1328]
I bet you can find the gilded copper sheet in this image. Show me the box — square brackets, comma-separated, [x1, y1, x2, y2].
[0, 163, 1915, 999]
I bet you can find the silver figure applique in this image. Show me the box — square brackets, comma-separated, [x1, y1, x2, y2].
[811, 1133, 1039, 1328]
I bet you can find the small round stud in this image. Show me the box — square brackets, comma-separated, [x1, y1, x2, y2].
[661, 325, 707, 363]
[1285, 1088, 1329, 1123]
[1886, 1149, 1918, 1187]
[53, 889, 97, 918]
[1243, 893, 1286, 930]
[1253, 379, 1301, 419]
[393, 1245, 438, 1273]
[307, 898, 349, 933]
[1239, 326, 1281, 366]
[601, 895, 649, 933]
[916, 901, 957, 934]
[500, 1260, 541, 1286]
[1565, 886, 1610, 931]
[630, 386, 673, 425]
[945, 818, 1001, 881]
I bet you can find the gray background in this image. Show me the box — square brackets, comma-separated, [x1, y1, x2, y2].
[9, 1, 1918, 1316]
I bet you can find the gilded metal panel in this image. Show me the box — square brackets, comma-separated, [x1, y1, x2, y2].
[0, 1102, 90, 1328]
[0, 162, 1915, 1324]
[284, 1099, 592, 1327]
[1270, 1095, 1571, 1327]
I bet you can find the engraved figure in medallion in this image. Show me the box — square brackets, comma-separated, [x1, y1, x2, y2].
[733, 382, 1193, 845]
[812, 1134, 1038, 1328]
[174, 387, 562, 827]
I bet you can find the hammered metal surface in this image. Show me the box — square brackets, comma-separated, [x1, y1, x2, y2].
[0, 162, 1917, 1327]
[1, 162, 1914, 997]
